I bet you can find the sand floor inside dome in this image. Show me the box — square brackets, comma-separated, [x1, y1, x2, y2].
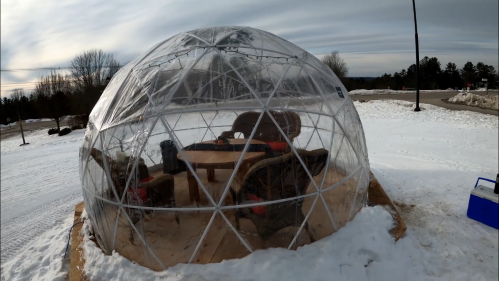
[89, 166, 365, 271]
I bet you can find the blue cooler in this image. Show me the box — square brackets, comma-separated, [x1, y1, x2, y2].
[466, 176, 499, 229]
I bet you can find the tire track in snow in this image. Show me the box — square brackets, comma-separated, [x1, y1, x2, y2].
[1, 130, 85, 266]
[0, 192, 82, 264]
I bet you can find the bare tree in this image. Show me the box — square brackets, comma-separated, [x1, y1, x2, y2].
[10, 88, 26, 119]
[10, 88, 25, 102]
[69, 49, 121, 114]
[33, 70, 72, 131]
[321, 51, 349, 78]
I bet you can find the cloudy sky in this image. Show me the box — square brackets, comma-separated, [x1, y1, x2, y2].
[1, 0, 498, 97]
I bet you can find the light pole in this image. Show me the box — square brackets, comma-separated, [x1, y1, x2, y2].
[412, 0, 421, 112]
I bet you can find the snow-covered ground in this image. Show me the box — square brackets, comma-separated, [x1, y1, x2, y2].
[0, 123, 17, 130]
[0, 116, 76, 130]
[349, 89, 456, 95]
[1, 129, 85, 280]
[0, 118, 53, 130]
[1, 100, 498, 281]
[25, 118, 53, 123]
[448, 92, 498, 110]
[349, 89, 498, 95]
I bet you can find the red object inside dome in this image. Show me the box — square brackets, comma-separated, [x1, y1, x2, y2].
[128, 187, 148, 203]
[247, 194, 266, 215]
[266, 141, 288, 151]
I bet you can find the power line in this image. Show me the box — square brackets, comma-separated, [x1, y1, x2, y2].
[0, 67, 71, 72]
[2, 82, 39, 85]
[1, 65, 123, 72]
[1, 81, 52, 89]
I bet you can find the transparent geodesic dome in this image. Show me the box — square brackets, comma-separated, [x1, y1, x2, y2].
[79, 26, 370, 271]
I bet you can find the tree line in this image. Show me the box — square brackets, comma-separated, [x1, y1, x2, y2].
[0, 49, 121, 128]
[322, 51, 498, 91]
[2, 50, 497, 127]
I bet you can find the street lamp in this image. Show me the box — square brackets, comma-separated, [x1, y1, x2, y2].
[412, 0, 421, 112]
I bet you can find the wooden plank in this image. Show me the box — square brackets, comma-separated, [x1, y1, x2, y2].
[69, 201, 88, 281]
[208, 226, 252, 263]
[367, 172, 407, 241]
[192, 213, 230, 264]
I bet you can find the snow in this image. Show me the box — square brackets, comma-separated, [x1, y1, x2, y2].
[0, 215, 74, 281]
[0, 122, 17, 130]
[25, 118, 52, 123]
[1, 129, 85, 279]
[349, 88, 499, 96]
[1, 118, 52, 130]
[81, 206, 433, 281]
[349, 89, 457, 95]
[1, 101, 498, 281]
[448, 92, 498, 110]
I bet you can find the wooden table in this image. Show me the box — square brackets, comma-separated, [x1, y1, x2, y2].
[177, 139, 267, 203]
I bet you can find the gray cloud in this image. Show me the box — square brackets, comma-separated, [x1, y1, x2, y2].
[1, 0, 497, 96]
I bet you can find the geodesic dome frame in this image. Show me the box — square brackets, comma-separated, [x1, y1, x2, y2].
[79, 26, 370, 270]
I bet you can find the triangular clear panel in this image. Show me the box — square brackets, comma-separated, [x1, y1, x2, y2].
[132, 209, 216, 268]
[321, 166, 364, 230]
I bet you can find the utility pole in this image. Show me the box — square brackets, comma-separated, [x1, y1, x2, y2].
[19, 113, 29, 146]
[412, 0, 421, 112]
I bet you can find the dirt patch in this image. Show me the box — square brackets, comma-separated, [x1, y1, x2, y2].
[393, 201, 416, 213]
[391, 200, 432, 231]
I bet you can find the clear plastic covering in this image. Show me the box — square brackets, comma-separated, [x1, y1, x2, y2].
[79, 26, 370, 270]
